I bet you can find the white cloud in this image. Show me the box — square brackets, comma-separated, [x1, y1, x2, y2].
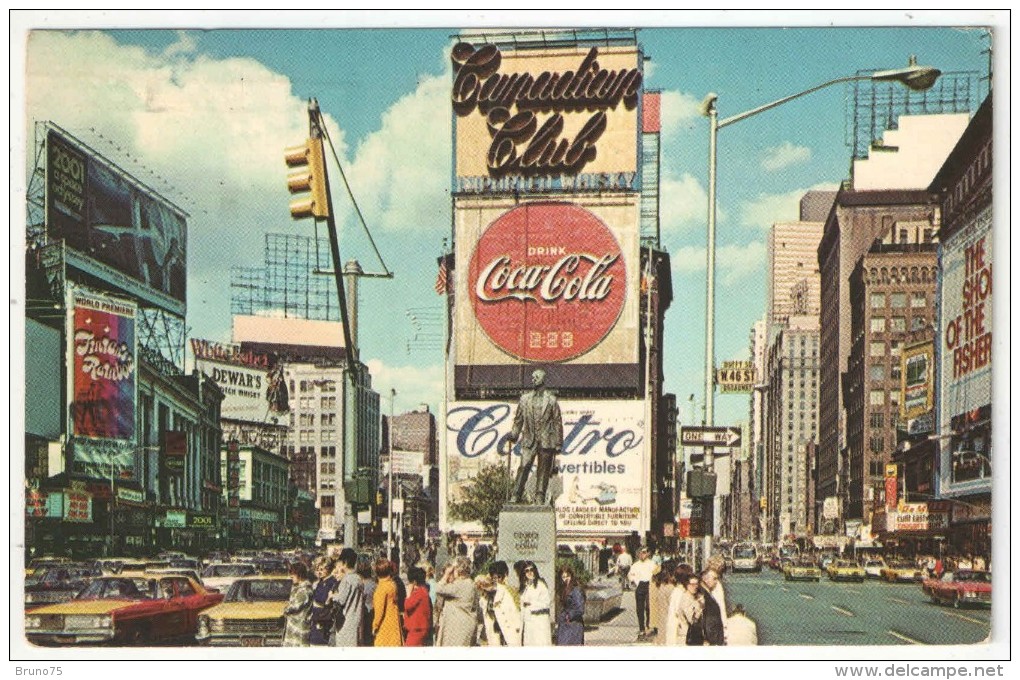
[364, 358, 444, 414]
[761, 141, 811, 172]
[659, 89, 702, 138]
[660, 173, 707, 235]
[738, 183, 838, 229]
[671, 242, 764, 285]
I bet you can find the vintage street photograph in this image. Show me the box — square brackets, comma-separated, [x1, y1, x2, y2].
[11, 10, 1009, 669]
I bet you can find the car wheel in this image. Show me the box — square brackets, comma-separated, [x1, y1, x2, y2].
[952, 594, 961, 609]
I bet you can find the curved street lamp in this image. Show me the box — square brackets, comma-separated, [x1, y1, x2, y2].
[698, 57, 941, 552]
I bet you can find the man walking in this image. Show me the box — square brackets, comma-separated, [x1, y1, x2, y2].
[614, 546, 633, 591]
[629, 547, 658, 639]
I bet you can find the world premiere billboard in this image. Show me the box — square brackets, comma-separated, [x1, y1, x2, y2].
[444, 399, 646, 537]
[46, 128, 187, 314]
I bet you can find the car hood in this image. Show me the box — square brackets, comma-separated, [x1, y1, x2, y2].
[27, 599, 134, 615]
[202, 601, 286, 620]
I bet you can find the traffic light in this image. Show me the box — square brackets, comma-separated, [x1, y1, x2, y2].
[285, 137, 329, 219]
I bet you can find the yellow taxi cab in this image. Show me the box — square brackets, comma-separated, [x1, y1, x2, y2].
[827, 559, 865, 582]
[880, 559, 923, 583]
[785, 557, 822, 582]
[195, 576, 292, 647]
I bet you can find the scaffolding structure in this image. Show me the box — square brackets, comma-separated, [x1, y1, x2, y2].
[26, 121, 188, 374]
[846, 71, 979, 161]
[230, 232, 340, 321]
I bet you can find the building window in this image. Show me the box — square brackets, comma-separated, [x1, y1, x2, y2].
[899, 228, 909, 244]
[870, 317, 886, 333]
[320, 495, 334, 509]
[869, 364, 885, 381]
[870, 341, 885, 357]
[321, 396, 337, 409]
[321, 428, 337, 441]
[869, 412, 884, 429]
[911, 292, 926, 308]
[869, 437, 884, 455]
[300, 413, 315, 427]
[890, 390, 900, 407]
[869, 460, 885, 476]
[869, 390, 885, 406]
[911, 316, 927, 331]
[870, 293, 886, 309]
[890, 316, 906, 332]
[891, 363, 901, 380]
[322, 413, 336, 426]
[891, 293, 907, 308]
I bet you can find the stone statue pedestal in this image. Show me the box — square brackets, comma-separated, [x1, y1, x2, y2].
[498, 503, 557, 619]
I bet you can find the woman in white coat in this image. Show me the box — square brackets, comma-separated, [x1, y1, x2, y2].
[665, 570, 704, 646]
[518, 561, 552, 646]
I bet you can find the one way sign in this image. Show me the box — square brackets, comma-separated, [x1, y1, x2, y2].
[681, 426, 742, 448]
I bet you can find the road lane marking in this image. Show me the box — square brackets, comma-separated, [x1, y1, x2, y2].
[886, 596, 911, 605]
[799, 593, 815, 600]
[780, 586, 790, 592]
[831, 606, 855, 617]
[888, 630, 924, 645]
[941, 610, 989, 625]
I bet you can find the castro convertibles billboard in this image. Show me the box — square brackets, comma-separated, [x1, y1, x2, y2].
[47, 128, 187, 313]
[444, 399, 646, 536]
[67, 286, 137, 441]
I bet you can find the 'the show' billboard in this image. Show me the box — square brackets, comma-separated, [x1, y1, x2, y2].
[67, 286, 137, 441]
[47, 128, 187, 312]
[444, 399, 647, 537]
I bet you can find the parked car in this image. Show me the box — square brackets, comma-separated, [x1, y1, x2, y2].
[201, 563, 260, 593]
[25, 556, 72, 578]
[25, 565, 101, 606]
[881, 559, 923, 583]
[922, 570, 992, 608]
[827, 559, 865, 582]
[861, 556, 887, 579]
[785, 557, 822, 582]
[195, 576, 293, 647]
[25, 575, 223, 646]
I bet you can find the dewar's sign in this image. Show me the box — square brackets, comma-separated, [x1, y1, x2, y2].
[468, 202, 626, 363]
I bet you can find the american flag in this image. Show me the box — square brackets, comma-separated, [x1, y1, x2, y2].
[435, 257, 448, 295]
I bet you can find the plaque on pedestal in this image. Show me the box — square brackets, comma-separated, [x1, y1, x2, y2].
[498, 503, 557, 619]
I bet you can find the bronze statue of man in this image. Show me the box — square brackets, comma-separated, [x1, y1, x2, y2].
[508, 369, 563, 505]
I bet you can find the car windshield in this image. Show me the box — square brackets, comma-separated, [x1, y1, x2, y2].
[955, 571, 991, 583]
[78, 578, 153, 600]
[226, 580, 292, 602]
[835, 561, 856, 568]
[734, 547, 756, 559]
[891, 560, 915, 568]
[204, 564, 257, 578]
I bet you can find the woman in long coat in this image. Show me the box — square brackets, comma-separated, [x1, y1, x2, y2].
[308, 557, 337, 645]
[403, 566, 432, 646]
[555, 565, 585, 646]
[650, 562, 676, 645]
[282, 562, 313, 646]
[372, 558, 403, 646]
[665, 569, 704, 646]
[519, 561, 552, 646]
[435, 557, 477, 646]
[329, 548, 364, 647]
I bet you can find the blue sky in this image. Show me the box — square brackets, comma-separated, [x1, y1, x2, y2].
[16, 12, 998, 424]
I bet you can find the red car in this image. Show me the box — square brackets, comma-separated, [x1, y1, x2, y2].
[922, 570, 992, 608]
[25, 574, 223, 645]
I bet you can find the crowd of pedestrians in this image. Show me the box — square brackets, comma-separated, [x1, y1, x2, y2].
[277, 545, 597, 647]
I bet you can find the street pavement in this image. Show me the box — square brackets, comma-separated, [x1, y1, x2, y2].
[584, 585, 651, 647]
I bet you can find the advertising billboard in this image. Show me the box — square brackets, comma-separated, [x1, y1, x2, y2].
[901, 341, 934, 421]
[47, 128, 187, 311]
[445, 399, 646, 536]
[192, 338, 290, 424]
[938, 207, 992, 489]
[451, 41, 642, 195]
[68, 286, 137, 441]
[453, 199, 640, 389]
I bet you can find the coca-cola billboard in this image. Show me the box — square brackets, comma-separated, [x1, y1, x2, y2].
[469, 202, 626, 363]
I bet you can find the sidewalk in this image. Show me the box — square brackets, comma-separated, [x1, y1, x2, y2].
[583, 587, 651, 647]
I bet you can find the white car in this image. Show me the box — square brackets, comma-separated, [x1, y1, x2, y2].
[862, 557, 887, 579]
[200, 562, 259, 593]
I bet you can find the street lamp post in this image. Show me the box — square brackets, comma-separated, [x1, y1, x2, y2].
[700, 56, 940, 563]
[386, 388, 396, 561]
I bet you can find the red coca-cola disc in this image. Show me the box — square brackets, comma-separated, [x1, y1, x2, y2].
[468, 202, 627, 362]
